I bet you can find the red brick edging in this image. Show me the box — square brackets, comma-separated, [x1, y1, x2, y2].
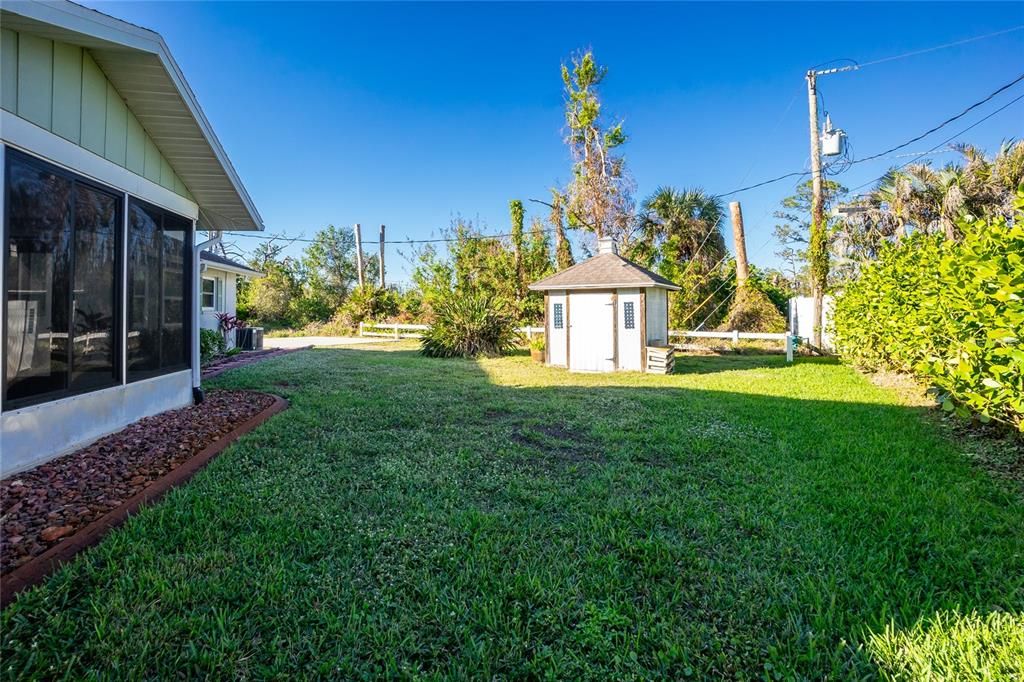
[0, 393, 289, 609]
[201, 346, 311, 381]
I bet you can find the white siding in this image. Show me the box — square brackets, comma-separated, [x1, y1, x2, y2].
[616, 288, 642, 371]
[789, 295, 834, 351]
[645, 288, 668, 346]
[568, 291, 614, 372]
[199, 266, 241, 348]
[1, 370, 192, 476]
[547, 290, 567, 367]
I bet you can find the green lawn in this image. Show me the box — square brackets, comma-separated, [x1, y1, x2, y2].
[3, 345, 1022, 679]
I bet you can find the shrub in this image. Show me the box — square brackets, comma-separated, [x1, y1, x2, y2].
[199, 328, 224, 364]
[717, 285, 787, 333]
[336, 286, 401, 330]
[420, 290, 521, 358]
[833, 190, 1024, 430]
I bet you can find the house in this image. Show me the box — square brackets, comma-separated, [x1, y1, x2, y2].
[528, 238, 680, 373]
[1, 1, 263, 475]
[199, 251, 261, 348]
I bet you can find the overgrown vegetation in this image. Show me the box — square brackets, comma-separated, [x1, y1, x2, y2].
[3, 347, 1021, 677]
[420, 291, 520, 358]
[199, 328, 224, 364]
[834, 190, 1024, 431]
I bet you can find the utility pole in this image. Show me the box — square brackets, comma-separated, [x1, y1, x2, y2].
[728, 201, 750, 288]
[353, 223, 365, 289]
[378, 224, 386, 289]
[806, 70, 827, 350]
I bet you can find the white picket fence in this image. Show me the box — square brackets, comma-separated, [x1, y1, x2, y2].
[669, 330, 796, 362]
[359, 322, 545, 340]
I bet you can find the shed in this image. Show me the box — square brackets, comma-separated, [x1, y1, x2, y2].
[528, 238, 680, 373]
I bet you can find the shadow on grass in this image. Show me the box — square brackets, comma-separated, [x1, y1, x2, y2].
[4, 345, 1020, 679]
[671, 353, 842, 375]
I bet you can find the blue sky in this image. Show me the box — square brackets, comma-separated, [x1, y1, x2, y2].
[86, 1, 1023, 284]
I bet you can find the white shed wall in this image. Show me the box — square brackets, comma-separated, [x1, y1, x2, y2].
[547, 290, 567, 367]
[645, 288, 668, 346]
[616, 288, 642, 371]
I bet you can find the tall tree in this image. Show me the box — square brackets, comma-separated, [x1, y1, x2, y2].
[549, 189, 574, 269]
[772, 179, 847, 288]
[509, 199, 525, 296]
[561, 50, 634, 242]
[629, 187, 727, 330]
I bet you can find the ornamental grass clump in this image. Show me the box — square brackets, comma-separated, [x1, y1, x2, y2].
[420, 290, 521, 358]
[833, 189, 1024, 431]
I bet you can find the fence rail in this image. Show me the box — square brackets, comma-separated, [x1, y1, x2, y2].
[359, 322, 545, 340]
[669, 330, 795, 362]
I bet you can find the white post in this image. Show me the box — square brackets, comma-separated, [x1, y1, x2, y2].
[786, 334, 794, 363]
[732, 329, 740, 344]
[358, 321, 364, 337]
[394, 324, 399, 340]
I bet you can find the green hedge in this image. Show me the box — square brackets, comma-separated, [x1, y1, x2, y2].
[833, 190, 1024, 431]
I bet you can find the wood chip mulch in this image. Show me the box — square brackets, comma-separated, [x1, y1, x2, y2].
[1, 390, 276, 576]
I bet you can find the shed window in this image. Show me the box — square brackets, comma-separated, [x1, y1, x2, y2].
[553, 302, 564, 329]
[624, 301, 635, 330]
[3, 150, 121, 408]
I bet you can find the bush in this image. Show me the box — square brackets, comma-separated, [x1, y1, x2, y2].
[833, 190, 1024, 430]
[200, 328, 224, 364]
[420, 290, 521, 358]
[718, 285, 787, 333]
[336, 286, 401, 330]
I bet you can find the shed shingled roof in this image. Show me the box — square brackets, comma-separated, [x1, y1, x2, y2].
[528, 253, 681, 291]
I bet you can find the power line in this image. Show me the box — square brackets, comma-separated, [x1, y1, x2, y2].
[847, 72, 1024, 166]
[849, 90, 1024, 193]
[714, 72, 1024, 198]
[225, 227, 556, 246]
[856, 25, 1024, 70]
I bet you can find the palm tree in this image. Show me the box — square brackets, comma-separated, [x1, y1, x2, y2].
[629, 187, 725, 276]
[863, 140, 1024, 242]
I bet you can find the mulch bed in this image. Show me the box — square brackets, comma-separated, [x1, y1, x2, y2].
[1, 390, 277, 578]
[201, 346, 309, 380]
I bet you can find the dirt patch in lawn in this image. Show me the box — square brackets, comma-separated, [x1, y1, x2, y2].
[1, 390, 277, 578]
[511, 423, 604, 470]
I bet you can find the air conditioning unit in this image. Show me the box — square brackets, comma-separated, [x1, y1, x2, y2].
[235, 327, 264, 351]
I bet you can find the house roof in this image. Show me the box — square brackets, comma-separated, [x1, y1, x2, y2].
[200, 251, 262, 277]
[528, 252, 681, 291]
[1, 0, 264, 231]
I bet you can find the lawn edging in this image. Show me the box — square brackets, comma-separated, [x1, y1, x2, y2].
[0, 393, 288, 609]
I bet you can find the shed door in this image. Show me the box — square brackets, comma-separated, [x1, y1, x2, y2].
[617, 288, 642, 371]
[568, 291, 614, 372]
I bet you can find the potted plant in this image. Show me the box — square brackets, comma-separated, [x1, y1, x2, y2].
[529, 334, 545, 363]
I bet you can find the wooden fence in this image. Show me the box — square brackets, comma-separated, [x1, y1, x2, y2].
[359, 322, 545, 340]
[669, 330, 795, 362]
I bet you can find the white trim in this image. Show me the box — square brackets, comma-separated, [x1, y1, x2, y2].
[1, 116, 198, 219]
[199, 257, 261, 278]
[201, 275, 217, 311]
[531, 282, 680, 292]
[1, 0, 263, 231]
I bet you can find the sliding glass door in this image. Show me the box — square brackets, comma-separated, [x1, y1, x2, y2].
[4, 150, 120, 408]
[3, 148, 194, 410]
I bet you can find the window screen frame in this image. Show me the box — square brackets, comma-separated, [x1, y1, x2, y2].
[623, 301, 636, 330]
[201, 276, 217, 310]
[125, 197, 193, 383]
[2, 148, 124, 411]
